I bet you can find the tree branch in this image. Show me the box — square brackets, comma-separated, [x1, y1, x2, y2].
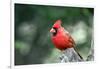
[59, 48, 83, 62]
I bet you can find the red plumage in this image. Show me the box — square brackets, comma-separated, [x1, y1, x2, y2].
[50, 20, 75, 50]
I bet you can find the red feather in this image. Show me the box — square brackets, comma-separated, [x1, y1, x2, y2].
[50, 20, 75, 50]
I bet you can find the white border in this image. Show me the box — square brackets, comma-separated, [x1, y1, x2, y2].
[11, 1, 14, 69]
[11, 0, 96, 69]
[14, 0, 95, 8]
[0, 0, 10, 69]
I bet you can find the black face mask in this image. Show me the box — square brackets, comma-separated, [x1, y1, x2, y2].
[52, 27, 57, 36]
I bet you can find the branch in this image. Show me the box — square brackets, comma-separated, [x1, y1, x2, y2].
[59, 48, 83, 63]
[59, 39, 94, 62]
[86, 39, 94, 61]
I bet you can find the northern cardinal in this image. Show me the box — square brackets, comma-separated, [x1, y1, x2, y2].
[50, 20, 83, 62]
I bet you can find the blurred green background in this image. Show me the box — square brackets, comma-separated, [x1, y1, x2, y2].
[15, 4, 94, 65]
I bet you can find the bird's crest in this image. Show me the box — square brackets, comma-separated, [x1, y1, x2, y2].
[53, 20, 62, 28]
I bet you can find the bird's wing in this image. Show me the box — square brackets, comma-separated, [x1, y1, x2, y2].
[64, 30, 83, 60]
[64, 30, 75, 47]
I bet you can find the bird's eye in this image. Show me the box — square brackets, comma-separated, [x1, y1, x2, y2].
[53, 27, 57, 30]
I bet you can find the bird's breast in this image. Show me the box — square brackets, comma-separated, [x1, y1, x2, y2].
[52, 34, 73, 50]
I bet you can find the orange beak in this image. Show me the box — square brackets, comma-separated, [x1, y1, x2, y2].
[50, 28, 56, 33]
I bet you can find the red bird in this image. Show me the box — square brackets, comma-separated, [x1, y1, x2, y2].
[50, 20, 75, 50]
[50, 20, 83, 61]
